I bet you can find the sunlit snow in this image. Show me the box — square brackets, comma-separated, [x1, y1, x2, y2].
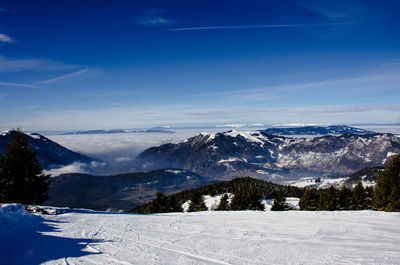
[1, 204, 399, 264]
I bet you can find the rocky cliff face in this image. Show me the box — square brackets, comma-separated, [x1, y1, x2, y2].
[135, 130, 400, 181]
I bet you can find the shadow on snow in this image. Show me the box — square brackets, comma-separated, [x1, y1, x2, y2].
[0, 213, 105, 264]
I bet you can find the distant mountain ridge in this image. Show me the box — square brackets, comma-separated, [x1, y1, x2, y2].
[262, 125, 374, 135]
[0, 130, 98, 170]
[134, 130, 400, 181]
[63, 129, 175, 135]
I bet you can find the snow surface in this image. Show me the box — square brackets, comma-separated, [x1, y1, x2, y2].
[225, 130, 265, 145]
[287, 177, 349, 189]
[164, 169, 184, 174]
[2, 204, 400, 264]
[0, 203, 32, 227]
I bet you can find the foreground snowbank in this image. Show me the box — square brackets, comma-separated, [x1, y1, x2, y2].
[0, 203, 32, 227]
[1, 206, 399, 264]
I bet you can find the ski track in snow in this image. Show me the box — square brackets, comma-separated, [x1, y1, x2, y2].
[2, 210, 400, 264]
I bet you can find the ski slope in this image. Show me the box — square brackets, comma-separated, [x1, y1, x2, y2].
[1, 204, 400, 264]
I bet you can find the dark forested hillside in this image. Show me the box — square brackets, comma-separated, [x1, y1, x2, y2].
[45, 169, 207, 211]
[130, 177, 304, 213]
[0, 130, 97, 169]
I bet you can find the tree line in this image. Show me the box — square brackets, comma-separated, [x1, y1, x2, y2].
[132, 154, 400, 214]
[130, 177, 303, 213]
[299, 154, 399, 211]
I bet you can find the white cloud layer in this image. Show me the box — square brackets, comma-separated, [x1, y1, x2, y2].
[44, 161, 107, 177]
[9, 103, 400, 132]
[44, 162, 89, 176]
[0, 34, 14, 43]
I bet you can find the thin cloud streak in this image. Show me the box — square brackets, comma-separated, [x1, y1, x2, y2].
[0, 68, 94, 88]
[36, 69, 90, 84]
[167, 22, 360, 31]
[0, 57, 78, 72]
[0, 81, 39, 88]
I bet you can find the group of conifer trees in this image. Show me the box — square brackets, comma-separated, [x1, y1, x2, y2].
[299, 154, 400, 212]
[136, 186, 289, 213]
[137, 154, 400, 214]
[299, 183, 374, 210]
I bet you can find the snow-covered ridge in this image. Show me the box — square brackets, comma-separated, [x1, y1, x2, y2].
[137, 129, 400, 180]
[1, 130, 11, 136]
[263, 125, 374, 136]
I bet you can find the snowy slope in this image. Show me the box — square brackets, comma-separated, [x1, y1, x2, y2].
[1, 204, 400, 264]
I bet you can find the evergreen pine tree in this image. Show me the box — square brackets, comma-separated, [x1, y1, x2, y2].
[167, 196, 182, 213]
[338, 186, 353, 210]
[149, 192, 182, 213]
[149, 192, 168, 213]
[215, 194, 229, 210]
[0, 129, 50, 204]
[364, 186, 374, 210]
[229, 188, 264, 211]
[188, 192, 207, 212]
[299, 188, 318, 210]
[248, 188, 264, 210]
[373, 154, 400, 211]
[352, 181, 366, 210]
[317, 186, 337, 210]
[271, 188, 289, 211]
[229, 188, 247, 210]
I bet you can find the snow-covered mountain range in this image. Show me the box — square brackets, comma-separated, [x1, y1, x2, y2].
[135, 130, 400, 181]
[262, 125, 373, 135]
[0, 130, 98, 170]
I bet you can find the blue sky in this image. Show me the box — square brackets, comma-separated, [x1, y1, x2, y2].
[0, 0, 400, 131]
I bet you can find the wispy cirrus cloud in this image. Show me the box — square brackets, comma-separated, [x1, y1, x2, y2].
[0, 81, 39, 88]
[299, 0, 390, 22]
[167, 22, 361, 31]
[0, 33, 14, 44]
[210, 72, 400, 103]
[0, 56, 78, 72]
[137, 16, 175, 26]
[136, 9, 175, 26]
[36, 69, 91, 84]
[0, 67, 96, 88]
